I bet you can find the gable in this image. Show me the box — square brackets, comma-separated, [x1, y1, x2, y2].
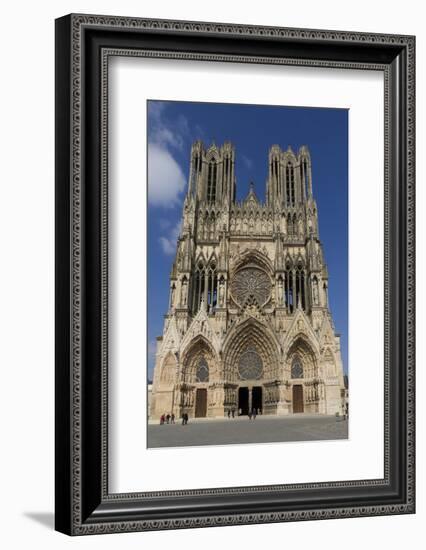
[318, 313, 336, 348]
[159, 317, 181, 355]
[282, 307, 320, 356]
[180, 302, 220, 356]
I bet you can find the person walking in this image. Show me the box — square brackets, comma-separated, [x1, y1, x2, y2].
[248, 409, 252, 420]
[231, 409, 235, 418]
[252, 407, 257, 419]
[171, 413, 175, 424]
[160, 414, 165, 425]
[166, 413, 170, 424]
[227, 410, 231, 418]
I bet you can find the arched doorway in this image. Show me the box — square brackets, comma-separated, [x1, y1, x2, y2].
[252, 386, 263, 413]
[181, 336, 216, 419]
[195, 388, 207, 417]
[238, 387, 249, 415]
[237, 386, 263, 415]
[223, 318, 280, 383]
[293, 385, 304, 413]
[287, 336, 318, 414]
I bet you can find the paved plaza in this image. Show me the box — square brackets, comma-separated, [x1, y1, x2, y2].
[147, 415, 348, 448]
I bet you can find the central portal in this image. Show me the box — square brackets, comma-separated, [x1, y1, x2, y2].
[238, 387, 249, 415]
[252, 386, 262, 414]
[238, 386, 263, 415]
[293, 384, 304, 413]
[195, 388, 207, 417]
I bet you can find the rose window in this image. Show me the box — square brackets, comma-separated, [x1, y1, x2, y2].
[238, 348, 263, 380]
[231, 267, 271, 307]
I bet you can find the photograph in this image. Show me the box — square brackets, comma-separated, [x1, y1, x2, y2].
[147, 100, 349, 448]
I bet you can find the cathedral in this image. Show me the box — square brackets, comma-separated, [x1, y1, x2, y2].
[150, 141, 346, 419]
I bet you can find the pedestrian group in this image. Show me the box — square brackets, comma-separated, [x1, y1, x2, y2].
[159, 408, 261, 424]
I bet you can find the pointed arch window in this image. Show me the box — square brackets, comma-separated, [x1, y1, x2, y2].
[272, 157, 280, 194]
[196, 356, 209, 382]
[191, 154, 199, 192]
[207, 160, 217, 203]
[224, 155, 230, 194]
[192, 260, 206, 314]
[291, 355, 304, 379]
[207, 260, 218, 310]
[285, 262, 294, 314]
[296, 263, 306, 310]
[191, 258, 219, 314]
[302, 158, 308, 197]
[286, 162, 295, 206]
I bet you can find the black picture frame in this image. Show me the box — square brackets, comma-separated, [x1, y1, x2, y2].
[55, 13, 415, 535]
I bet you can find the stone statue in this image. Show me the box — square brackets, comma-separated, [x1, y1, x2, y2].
[181, 278, 187, 306]
[313, 279, 319, 305]
[219, 279, 225, 306]
[277, 278, 283, 304]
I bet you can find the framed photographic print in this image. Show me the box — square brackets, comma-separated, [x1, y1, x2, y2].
[55, 14, 415, 535]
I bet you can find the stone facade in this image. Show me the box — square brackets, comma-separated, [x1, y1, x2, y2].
[150, 141, 346, 419]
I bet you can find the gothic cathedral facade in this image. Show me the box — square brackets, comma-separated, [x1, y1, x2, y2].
[150, 141, 346, 419]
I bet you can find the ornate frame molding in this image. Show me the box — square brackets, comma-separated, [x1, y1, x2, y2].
[55, 13, 415, 535]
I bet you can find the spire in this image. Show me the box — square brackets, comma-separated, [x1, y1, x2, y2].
[243, 181, 259, 205]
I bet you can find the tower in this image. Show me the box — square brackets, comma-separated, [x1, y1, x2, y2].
[150, 141, 346, 419]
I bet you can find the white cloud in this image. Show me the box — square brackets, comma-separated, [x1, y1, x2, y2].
[158, 237, 175, 255]
[148, 143, 186, 207]
[147, 102, 206, 209]
[153, 126, 184, 151]
[148, 102, 190, 152]
[159, 220, 182, 256]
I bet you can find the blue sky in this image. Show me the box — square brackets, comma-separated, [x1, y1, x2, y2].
[147, 100, 348, 379]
